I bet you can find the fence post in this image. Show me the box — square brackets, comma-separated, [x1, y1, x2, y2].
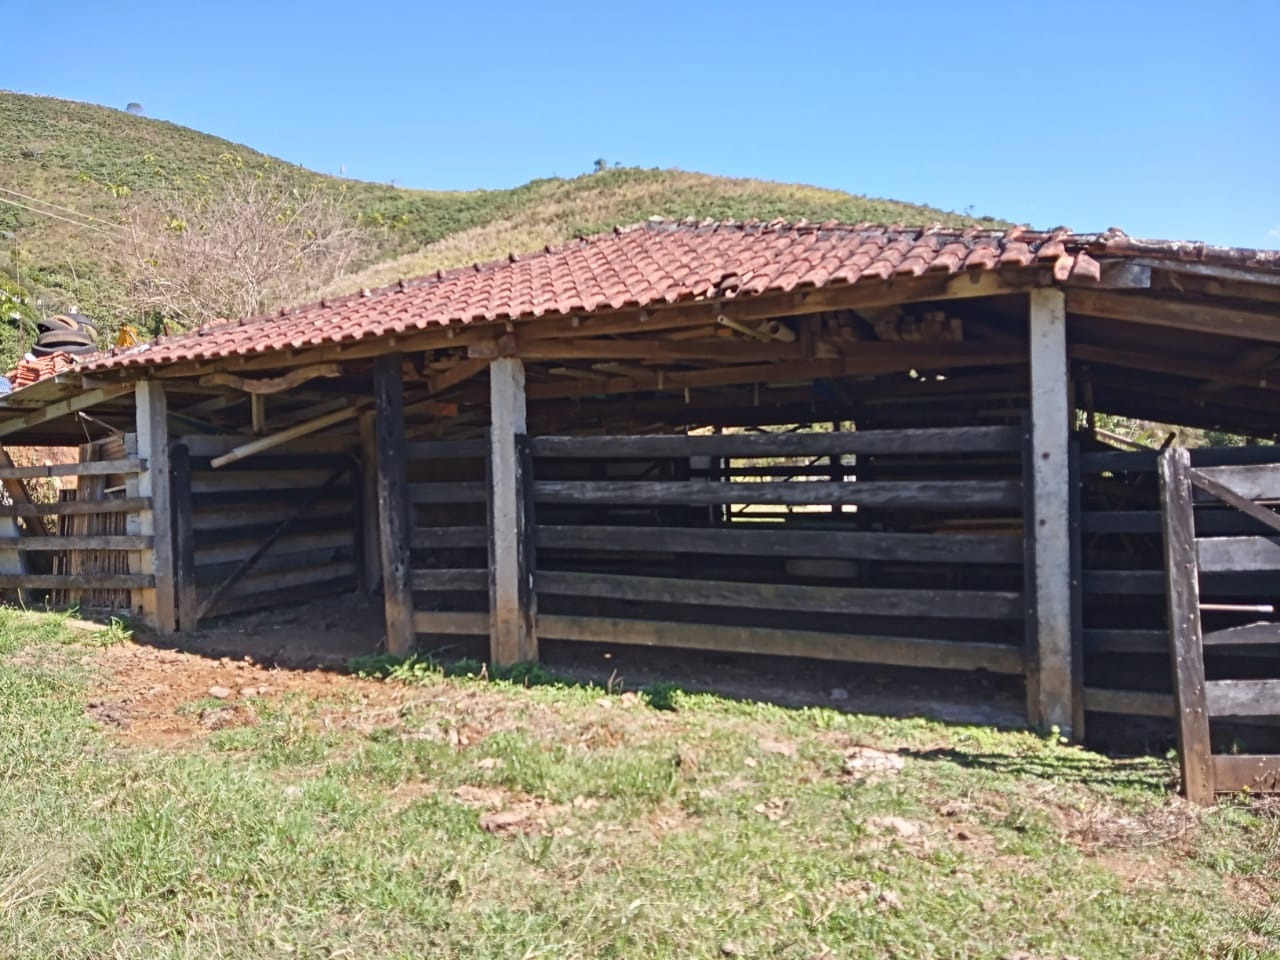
[1028, 288, 1075, 735]
[134, 381, 176, 633]
[374, 354, 414, 658]
[170, 443, 197, 631]
[488, 357, 537, 666]
[1159, 446, 1214, 804]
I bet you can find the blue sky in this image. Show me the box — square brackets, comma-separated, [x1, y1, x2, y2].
[4, 0, 1277, 247]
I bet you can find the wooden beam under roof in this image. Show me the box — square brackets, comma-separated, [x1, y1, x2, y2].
[524, 344, 1026, 401]
[0, 382, 135, 440]
[200, 362, 342, 395]
[1070, 342, 1280, 392]
[472, 336, 807, 364]
[1068, 289, 1280, 343]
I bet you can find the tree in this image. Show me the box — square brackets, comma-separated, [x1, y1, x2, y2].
[114, 164, 367, 329]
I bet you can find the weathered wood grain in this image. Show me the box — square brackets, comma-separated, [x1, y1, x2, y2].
[1160, 446, 1214, 805]
[532, 479, 1021, 508]
[1204, 679, 1280, 718]
[488, 358, 537, 666]
[536, 570, 1022, 620]
[531, 425, 1021, 460]
[535, 524, 1022, 564]
[375, 354, 414, 657]
[536, 614, 1024, 673]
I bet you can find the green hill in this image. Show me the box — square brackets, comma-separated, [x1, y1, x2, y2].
[0, 91, 1003, 362]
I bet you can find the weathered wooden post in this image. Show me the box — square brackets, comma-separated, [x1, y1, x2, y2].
[1027, 288, 1075, 736]
[169, 442, 198, 631]
[1159, 447, 1213, 804]
[374, 354, 414, 657]
[134, 380, 176, 633]
[358, 410, 383, 596]
[488, 357, 537, 666]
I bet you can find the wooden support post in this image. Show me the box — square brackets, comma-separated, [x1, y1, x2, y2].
[374, 355, 414, 657]
[358, 410, 383, 595]
[488, 357, 537, 666]
[1160, 447, 1214, 804]
[251, 394, 267, 435]
[1068, 438, 1086, 740]
[1027, 288, 1074, 735]
[170, 443, 198, 631]
[135, 381, 176, 633]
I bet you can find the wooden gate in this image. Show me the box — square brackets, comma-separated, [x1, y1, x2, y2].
[1159, 447, 1280, 803]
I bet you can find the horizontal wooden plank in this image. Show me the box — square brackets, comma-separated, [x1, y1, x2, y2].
[1082, 629, 1168, 654]
[0, 458, 143, 481]
[213, 560, 356, 601]
[1083, 569, 1279, 595]
[410, 568, 489, 591]
[194, 528, 353, 567]
[1082, 687, 1174, 717]
[533, 479, 1022, 509]
[536, 614, 1025, 674]
[1211, 755, 1280, 793]
[409, 481, 488, 504]
[0, 497, 149, 519]
[406, 439, 487, 461]
[535, 524, 1022, 564]
[1204, 622, 1280, 646]
[200, 574, 355, 620]
[1080, 447, 1280, 475]
[1083, 510, 1270, 536]
[1194, 464, 1280, 501]
[188, 453, 356, 473]
[0, 535, 153, 551]
[0, 573, 155, 590]
[1197, 536, 1280, 573]
[531, 426, 1022, 460]
[1079, 450, 1157, 474]
[412, 526, 489, 550]
[1205, 679, 1280, 717]
[412, 611, 489, 635]
[191, 469, 346, 493]
[536, 570, 1022, 620]
[177, 435, 355, 458]
[192, 498, 353, 533]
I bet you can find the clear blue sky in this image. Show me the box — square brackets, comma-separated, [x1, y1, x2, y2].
[4, 0, 1277, 247]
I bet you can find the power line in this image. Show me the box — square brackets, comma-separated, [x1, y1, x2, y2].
[0, 185, 127, 233]
[0, 194, 128, 240]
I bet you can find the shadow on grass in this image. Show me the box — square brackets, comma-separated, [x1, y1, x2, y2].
[903, 743, 1177, 793]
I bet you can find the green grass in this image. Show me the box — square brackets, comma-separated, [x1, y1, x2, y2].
[0, 90, 1006, 369]
[1, 609, 1276, 959]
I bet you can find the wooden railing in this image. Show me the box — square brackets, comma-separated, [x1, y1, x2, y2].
[1076, 444, 1280, 723]
[1160, 447, 1280, 803]
[528, 425, 1027, 676]
[0, 454, 154, 609]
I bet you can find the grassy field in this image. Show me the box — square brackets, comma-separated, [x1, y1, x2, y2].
[1, 608, 1277, 959]
[0, 91, 1004, 365]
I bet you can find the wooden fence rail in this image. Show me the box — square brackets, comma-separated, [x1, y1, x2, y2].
[1160, 447, 1280, 803]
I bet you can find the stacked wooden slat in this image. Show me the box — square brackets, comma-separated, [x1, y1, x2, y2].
[53, 435, 133, 610]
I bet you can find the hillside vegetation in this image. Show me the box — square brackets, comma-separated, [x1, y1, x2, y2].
[0, 91, 1000, 361]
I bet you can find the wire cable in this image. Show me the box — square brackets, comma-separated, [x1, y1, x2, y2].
[0, 185, 126, 232]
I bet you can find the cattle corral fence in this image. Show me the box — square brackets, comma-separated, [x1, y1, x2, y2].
[0, 222, 1278, 801]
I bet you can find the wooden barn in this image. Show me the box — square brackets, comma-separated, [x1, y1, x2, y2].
[0, 220, 1276, 801]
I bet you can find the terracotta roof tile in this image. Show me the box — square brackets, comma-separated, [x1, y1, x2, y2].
[74, 221, 1280, 377]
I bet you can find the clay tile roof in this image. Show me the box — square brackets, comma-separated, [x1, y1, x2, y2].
[77, 221, 1280, 377]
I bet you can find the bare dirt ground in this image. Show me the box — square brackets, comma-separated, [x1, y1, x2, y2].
[81, 591, 1040, 750]
[85, 641, 391, 748]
